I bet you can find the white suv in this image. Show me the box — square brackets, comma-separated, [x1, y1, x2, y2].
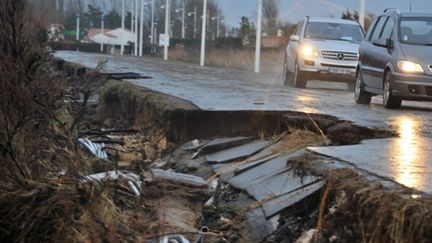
[283, 17, 365, 89]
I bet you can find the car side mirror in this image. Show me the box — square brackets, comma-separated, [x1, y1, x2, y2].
[372, 38, 389, 48]
[290, 35, 300, 42]
[386, 39, 394, 49]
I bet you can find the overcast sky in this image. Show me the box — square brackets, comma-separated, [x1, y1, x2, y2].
[218, 0, 432, 25]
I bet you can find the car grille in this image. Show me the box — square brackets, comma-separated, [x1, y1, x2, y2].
[426, 87, 432, 96]
[321, 51, 358, 61]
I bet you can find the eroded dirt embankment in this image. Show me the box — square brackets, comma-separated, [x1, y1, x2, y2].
[55, 58, 432, 243]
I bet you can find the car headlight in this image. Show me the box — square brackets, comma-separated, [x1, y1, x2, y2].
[300, 45, 319, 58]
[397, 61, 424, 73]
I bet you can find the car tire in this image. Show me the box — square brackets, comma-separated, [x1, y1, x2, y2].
[354, 70, 371, 104]
[347, 82, 356, 92]
[383, 71, 402, 109]
[293, 62, 306, 88]
[283, 54, 293, 85]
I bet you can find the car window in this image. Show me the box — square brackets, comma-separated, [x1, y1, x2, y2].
[400, 17, 432, 45]
[369, 16, 388, 41]
[380, 17, 394, 40]
[295, 21, 304, 36]
[365, 17, 379, 40]
[304, 22, 364, 43]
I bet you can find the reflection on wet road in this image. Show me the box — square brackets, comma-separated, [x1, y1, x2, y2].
[55, 51, 432, 193]
[392, 117, 426, 191]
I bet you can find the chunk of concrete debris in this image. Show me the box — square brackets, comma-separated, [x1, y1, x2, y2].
[192, 136, 252, 158]
[262, 180, 324, 218]
[151, 169, 207, 188]
[239, 208, 278, 243]
[160, 234, 190, 243]
[228, 153, 294, 190]
[295, 229, 318, 243]
[245, 169, 320, 201]
[83, 170, 141, 196]
[78, 138, 108, 159]
[206, 140, 271, 163]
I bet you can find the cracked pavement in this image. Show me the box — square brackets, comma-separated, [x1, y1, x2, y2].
[56, 51, 432, 194]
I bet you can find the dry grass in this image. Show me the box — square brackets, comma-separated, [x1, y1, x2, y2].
[271, 128, 327, 155]
[319, 169, 432, 242]
[169, 47, 284, 74]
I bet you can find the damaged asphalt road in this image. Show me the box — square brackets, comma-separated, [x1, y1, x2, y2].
[56, 51, 432, 195]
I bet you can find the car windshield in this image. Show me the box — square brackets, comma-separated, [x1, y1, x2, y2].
[304, 22, 364, 43]
[400, 17, 432, 45]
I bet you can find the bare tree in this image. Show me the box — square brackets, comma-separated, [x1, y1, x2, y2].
[262, 0, 279, 35]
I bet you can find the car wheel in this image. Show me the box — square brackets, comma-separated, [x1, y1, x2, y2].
[347, 82, 356, 92]
[383, 71, 401, 109]
[283, 54, 293, 85]
[354, 70, 371, 104]
[293, 62, 306, 88]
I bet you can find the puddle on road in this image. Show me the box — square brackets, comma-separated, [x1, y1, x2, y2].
[391, 116, 427, 191]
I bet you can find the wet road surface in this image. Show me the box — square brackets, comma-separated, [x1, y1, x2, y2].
[56, 51, 432, 193]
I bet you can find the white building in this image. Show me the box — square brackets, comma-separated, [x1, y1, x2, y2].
[86, 28, 136, 54]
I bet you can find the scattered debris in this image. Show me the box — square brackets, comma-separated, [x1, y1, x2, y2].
[151, 169, 208, 188]
[84, 170, 142, 196]
[78, 138, 108, 159]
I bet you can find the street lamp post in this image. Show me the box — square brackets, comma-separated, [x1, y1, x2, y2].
[101, 16, 105, 52]
[134, 0, 139, 56]
[121, 0, 125, 55]
[255, 0, 262, 73]
[175, 2, 185, 39]
[187, 6, 197, 39]
[151, 0, 155, 53]
[76, 13, 80, 41]
[200, 0, 208, 66]
[131, 0, 135, 35]
[359, 0, 365, 28]
[164, 0, 170, 60]
[139, 0, 145, 56]
[211, 15, 220, 38]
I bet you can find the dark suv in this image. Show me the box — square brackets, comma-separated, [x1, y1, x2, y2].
[355, 9, 432, 109]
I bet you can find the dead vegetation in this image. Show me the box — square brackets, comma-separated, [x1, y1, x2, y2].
[169, 47, 284, 74]
[0, 1, 120, 241]
[319, 169, 432, 243]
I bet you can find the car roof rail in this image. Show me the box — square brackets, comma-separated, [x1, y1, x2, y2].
[383, 8, 400, 14]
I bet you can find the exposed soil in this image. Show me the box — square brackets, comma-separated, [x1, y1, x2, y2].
[27, 59, 428, 243]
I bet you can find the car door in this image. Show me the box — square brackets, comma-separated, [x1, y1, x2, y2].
[286, 21, 304, 73]
[361, 16, 388, 89]
[369, 16, 395, 90]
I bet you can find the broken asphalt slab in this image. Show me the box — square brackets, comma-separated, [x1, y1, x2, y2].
[262, 180, 324, 218]
[244, 168, 320, 201]
[191, 136, 252, 159]
[205, 140, 272, 164]
[308, 137, 432, 194]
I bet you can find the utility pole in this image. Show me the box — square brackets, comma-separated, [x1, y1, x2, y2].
[182, 1, 185, 39]
[151, 0, 155, 53]
[200, 0, 208, 66]
[188, 6, 197, 39]
[131, 0, 135, 35]
[101, 16, 105, 52]
[211, 15, 220, 38]
[76, 13, 80, 42]
[410, 0, 412, 11]
[193, 6, 197, 39]
[139, 0, 145, 56]
[121, 0, 125, 55]
[164, 0, 170, 60]
[134, 0, 139, 56]
[359, 0, 365, 28]
[255, 0, 262, 73]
